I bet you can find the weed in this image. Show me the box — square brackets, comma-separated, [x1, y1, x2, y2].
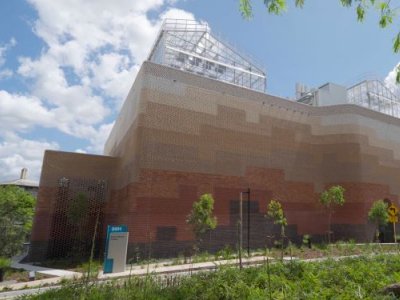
[215, 245, 234, 261]
[18, 254, 400, 299]
[192, 251, 211, 263]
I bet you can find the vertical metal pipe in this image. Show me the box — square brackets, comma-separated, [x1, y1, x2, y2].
[239, 192, 243, 269]
[247, 188, 250, 257]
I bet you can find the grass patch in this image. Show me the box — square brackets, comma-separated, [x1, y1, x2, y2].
[3, 268, 53, 283]
[19, 254, 400, 299]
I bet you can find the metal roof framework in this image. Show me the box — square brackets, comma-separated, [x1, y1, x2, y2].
[347, 80, 400, 118]
[148, 19, 266, 93]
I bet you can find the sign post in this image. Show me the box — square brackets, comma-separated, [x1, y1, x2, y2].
[103, 225, 129, 274]
[388, 204, 398, 243]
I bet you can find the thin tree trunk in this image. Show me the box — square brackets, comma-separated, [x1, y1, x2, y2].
[328, 211, 332, 244]
[87, 209, 100, 284]
[281, 225, 284, 261]
[267, 257, 272, 300]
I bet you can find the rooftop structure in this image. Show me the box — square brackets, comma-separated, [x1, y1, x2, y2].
[347, 80, 400, 118]
[296, 79, 400, 119]
[148, 19, 266, 93]
[0, 168, 39, 197]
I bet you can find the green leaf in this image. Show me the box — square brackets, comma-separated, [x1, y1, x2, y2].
[240, 0, 253, 19]
[187, 194, 217, 242]
[368, 199, 388, 226]
[356, 4, 365, 21]
[267, 199, 287, 226]
[379, 2, 388, 12]
[393, 33, 400, 53]
[340, 0, 353, 8]
[265, 0, 287, 15]
[295, 0, 305, 8]
[320, 186, 346, 207]
[379, 15, 387, 27]
[0, 186, 35, 258]
[396, 66, 400, 84]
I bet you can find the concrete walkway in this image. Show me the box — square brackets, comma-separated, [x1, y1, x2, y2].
[0, 254, 82, 294]
[1, 255, 272, 293]
[99, 255, 275, 279]
[11, 254, 80, 278]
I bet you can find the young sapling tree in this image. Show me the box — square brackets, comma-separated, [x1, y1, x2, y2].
[320, 186, 345, 244]
[186, 194, 217, 255]
[368, 199, 388, 242]
[266, 199, 287, 260]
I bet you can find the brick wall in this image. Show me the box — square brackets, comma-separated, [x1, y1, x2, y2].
[29, 62, 400, 260]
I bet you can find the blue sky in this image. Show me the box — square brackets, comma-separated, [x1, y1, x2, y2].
[0, 0, 398, 181]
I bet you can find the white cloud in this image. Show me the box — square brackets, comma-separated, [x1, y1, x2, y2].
[0, 133, 59, 182]
[89, 53, 139, 104]
[86, 122, 115, 153]
[0, 0, 196, 181]
[0, 87, 107, 140]
[0, 38, 16, 79]
[18, 0, 195, 134]
[0, 69, 13, 80]
[384, 64, 400, 95]
[0, 38, 16, 65]
[0, 90, 54, 132]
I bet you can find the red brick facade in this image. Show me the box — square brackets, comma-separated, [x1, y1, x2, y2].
[29, 62, 400, 261]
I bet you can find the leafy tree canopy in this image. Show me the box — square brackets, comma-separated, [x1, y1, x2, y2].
[0, 185, 36, 258]
[186, 194, 217, 241]
[320, 185, 346, 209]
[267, 199, 287, 259]
[368, 199, 389, 226]
[267, 199, 287, 226]
[240, 0, 400, 82]
[320, 185, 345, 243]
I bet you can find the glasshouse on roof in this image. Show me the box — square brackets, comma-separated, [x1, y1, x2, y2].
[148, 19, 267, 93]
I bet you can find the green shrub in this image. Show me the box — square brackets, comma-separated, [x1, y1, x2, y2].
[78, 261, 101, 279]
[0, 257, 10, 269]
[215, 245, 234, 261]
[19, 254, 400, 299]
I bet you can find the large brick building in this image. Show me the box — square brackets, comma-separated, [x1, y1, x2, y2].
[29, 20, 400, 261]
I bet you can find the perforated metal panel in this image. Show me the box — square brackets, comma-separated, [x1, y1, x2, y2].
[47, 177, 107, 259]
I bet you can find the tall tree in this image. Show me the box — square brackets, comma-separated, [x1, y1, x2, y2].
[186, 194, 217, 253]
[0, 186, 35, 258]
[320, 185, 346, 243]
[368, 199, 389, 242]
[240, 0, 400, 82]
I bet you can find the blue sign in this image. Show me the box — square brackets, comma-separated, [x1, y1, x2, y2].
[108, 225, 128, 234]
[103, 225, 129, 274]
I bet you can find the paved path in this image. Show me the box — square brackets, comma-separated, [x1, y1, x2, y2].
[11, 254, 80, 278]
[99, 255, 274, 279]
[0, 253, 82, 296]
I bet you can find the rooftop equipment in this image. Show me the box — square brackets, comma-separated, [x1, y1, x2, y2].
[296, 80, 400, 119]
[148, 19, 266, 93]
[347, 80, 400, 118]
